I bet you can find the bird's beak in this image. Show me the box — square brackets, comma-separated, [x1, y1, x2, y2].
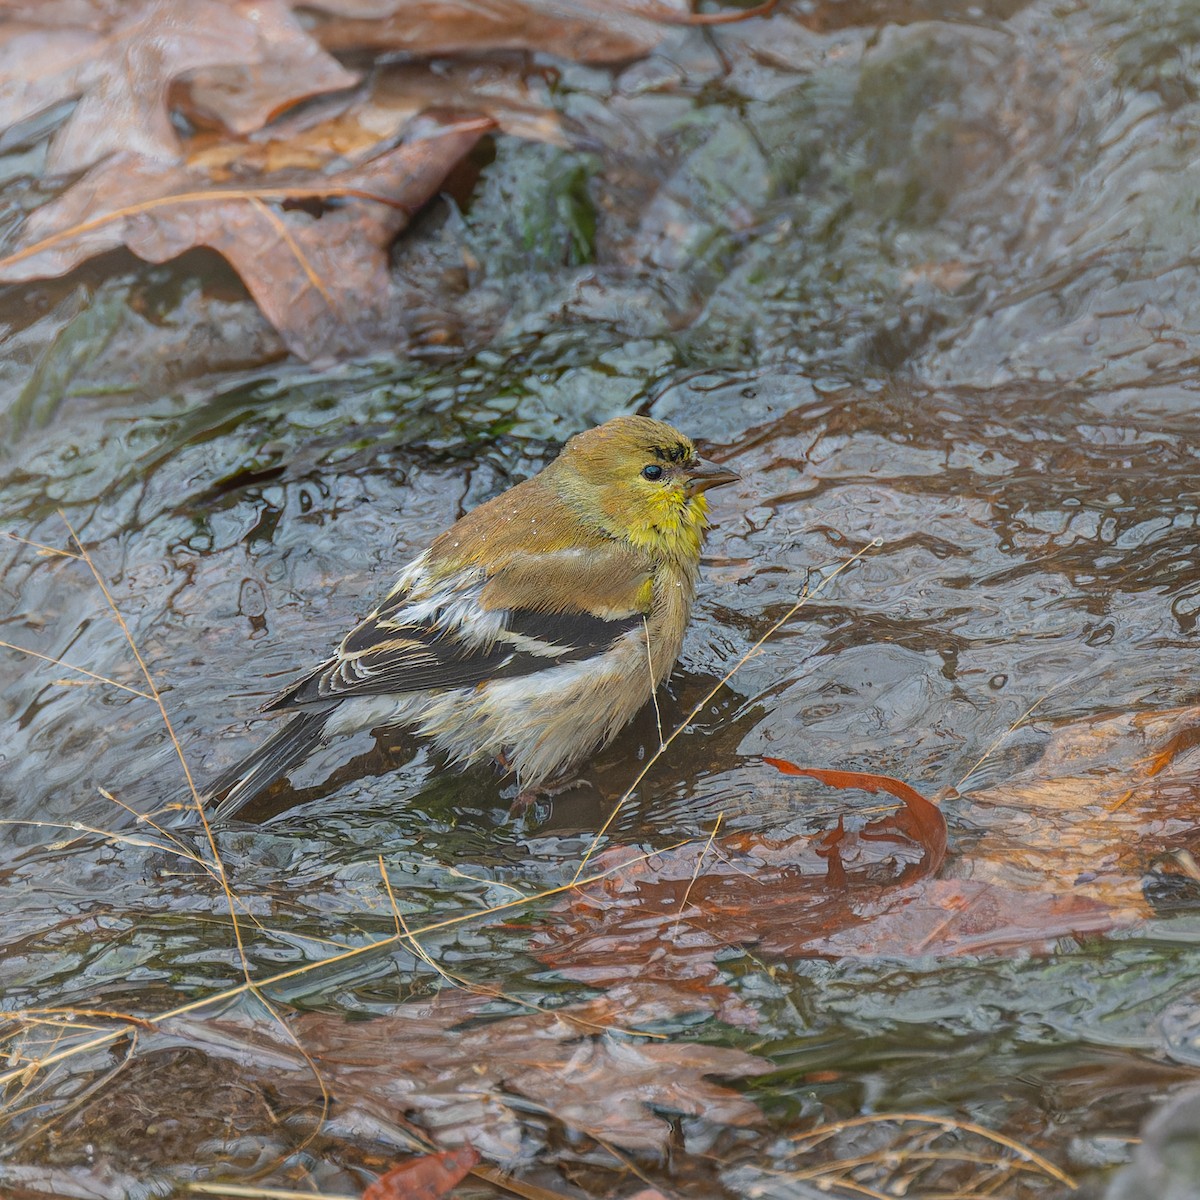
[685, 456, 740, 495]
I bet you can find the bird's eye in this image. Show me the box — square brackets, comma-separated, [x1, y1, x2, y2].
[641, 464, 664, 481]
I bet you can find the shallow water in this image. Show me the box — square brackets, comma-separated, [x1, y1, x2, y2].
[5, 0, 1200, 1195]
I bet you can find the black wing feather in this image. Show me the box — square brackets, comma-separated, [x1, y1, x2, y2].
[504, 607, 644, 659]
[265, 604, 643, 712]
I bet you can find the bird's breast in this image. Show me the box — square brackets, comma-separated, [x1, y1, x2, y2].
[643, 562, 699, 687]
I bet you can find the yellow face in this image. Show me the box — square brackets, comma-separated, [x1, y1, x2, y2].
[557, 416, 738, 561]
[618, 450, 710, 559]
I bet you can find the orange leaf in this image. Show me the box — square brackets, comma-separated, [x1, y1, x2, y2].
[763, 759, 948, 873]
[362, 1145, 480, 1200]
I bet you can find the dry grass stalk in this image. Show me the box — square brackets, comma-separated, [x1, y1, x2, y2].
[376, 856, 660, 1040]
[2, 525, 1072, 1198]
[781, 1111, 1077, 1194]
[573, 536, 885, 882]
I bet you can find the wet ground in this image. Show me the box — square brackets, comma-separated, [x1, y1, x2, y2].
[5, 1, 1200, 1196]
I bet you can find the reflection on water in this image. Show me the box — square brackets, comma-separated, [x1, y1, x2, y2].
[5, 0, 1200, 1192]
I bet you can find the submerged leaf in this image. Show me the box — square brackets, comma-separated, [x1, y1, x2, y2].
[181, 0, 359, 135]
[959, 705, 1200, 916]
[362, 1146, 480, 1200]
[149, 989, 768, 1163]
[763, 759, 949, 874]
[290, 993, 767, 1154]
[532, 757, 1120, 997]
[0, 112, 494, 359]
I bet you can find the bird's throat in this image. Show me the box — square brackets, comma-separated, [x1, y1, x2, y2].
[624, 491, 709, 561]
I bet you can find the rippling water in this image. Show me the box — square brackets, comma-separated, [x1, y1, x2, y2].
[5, 0, 1200, 1193]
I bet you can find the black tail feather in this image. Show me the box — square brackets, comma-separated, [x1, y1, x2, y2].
[205, 710, 329, 822]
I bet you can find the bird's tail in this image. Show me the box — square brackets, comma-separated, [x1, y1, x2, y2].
[205, 710, 330, 822]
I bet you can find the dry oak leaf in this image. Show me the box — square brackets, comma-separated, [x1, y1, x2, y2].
[0, 110, 494, 360]
[533, 762, 1114, 978]
[0, 0, 350, 175]
[293, 994, 767, 1155]
[174, 0, 360, 136]
[305, 0, 692, 62]
[187, 61, 565, 181]
[166, 990, 768, 1160]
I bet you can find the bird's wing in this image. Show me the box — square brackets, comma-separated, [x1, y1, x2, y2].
[263, 547, 653, 711]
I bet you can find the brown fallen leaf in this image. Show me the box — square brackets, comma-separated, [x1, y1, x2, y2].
[957, 704, 1200, 916]
[531, 762, 1118, 995]
[0, 111, 494, 359]
[188, 62, 565, 180]
[0, 0, 326, 174]
[307, 0, 692, 61]
[5, 985, 769, 1192]
[362, 1146, 480, 1200]
[763, 760, 949, 875]
[146, 990, 766, 1162]
[177, 0, 360, 136]
[786, 877, 1115, 957]
[290, 991, 767, 1154]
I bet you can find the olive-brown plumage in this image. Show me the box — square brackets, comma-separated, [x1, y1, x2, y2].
[206, 415, 738, 819]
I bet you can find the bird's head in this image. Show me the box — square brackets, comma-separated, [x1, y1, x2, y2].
[552, 415, 739, 560]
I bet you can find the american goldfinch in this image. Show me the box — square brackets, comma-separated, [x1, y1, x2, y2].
[206, 415, 739, 820]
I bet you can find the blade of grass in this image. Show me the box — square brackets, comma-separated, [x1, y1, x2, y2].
[0, 836, 698, 1091]
[574, 538, 883, 883]
[378, 857, 663, 1040]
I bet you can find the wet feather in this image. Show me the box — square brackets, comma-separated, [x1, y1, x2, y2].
[205, 415, 738, 820]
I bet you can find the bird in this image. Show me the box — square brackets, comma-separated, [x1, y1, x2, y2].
[204, 414, 739, 821]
